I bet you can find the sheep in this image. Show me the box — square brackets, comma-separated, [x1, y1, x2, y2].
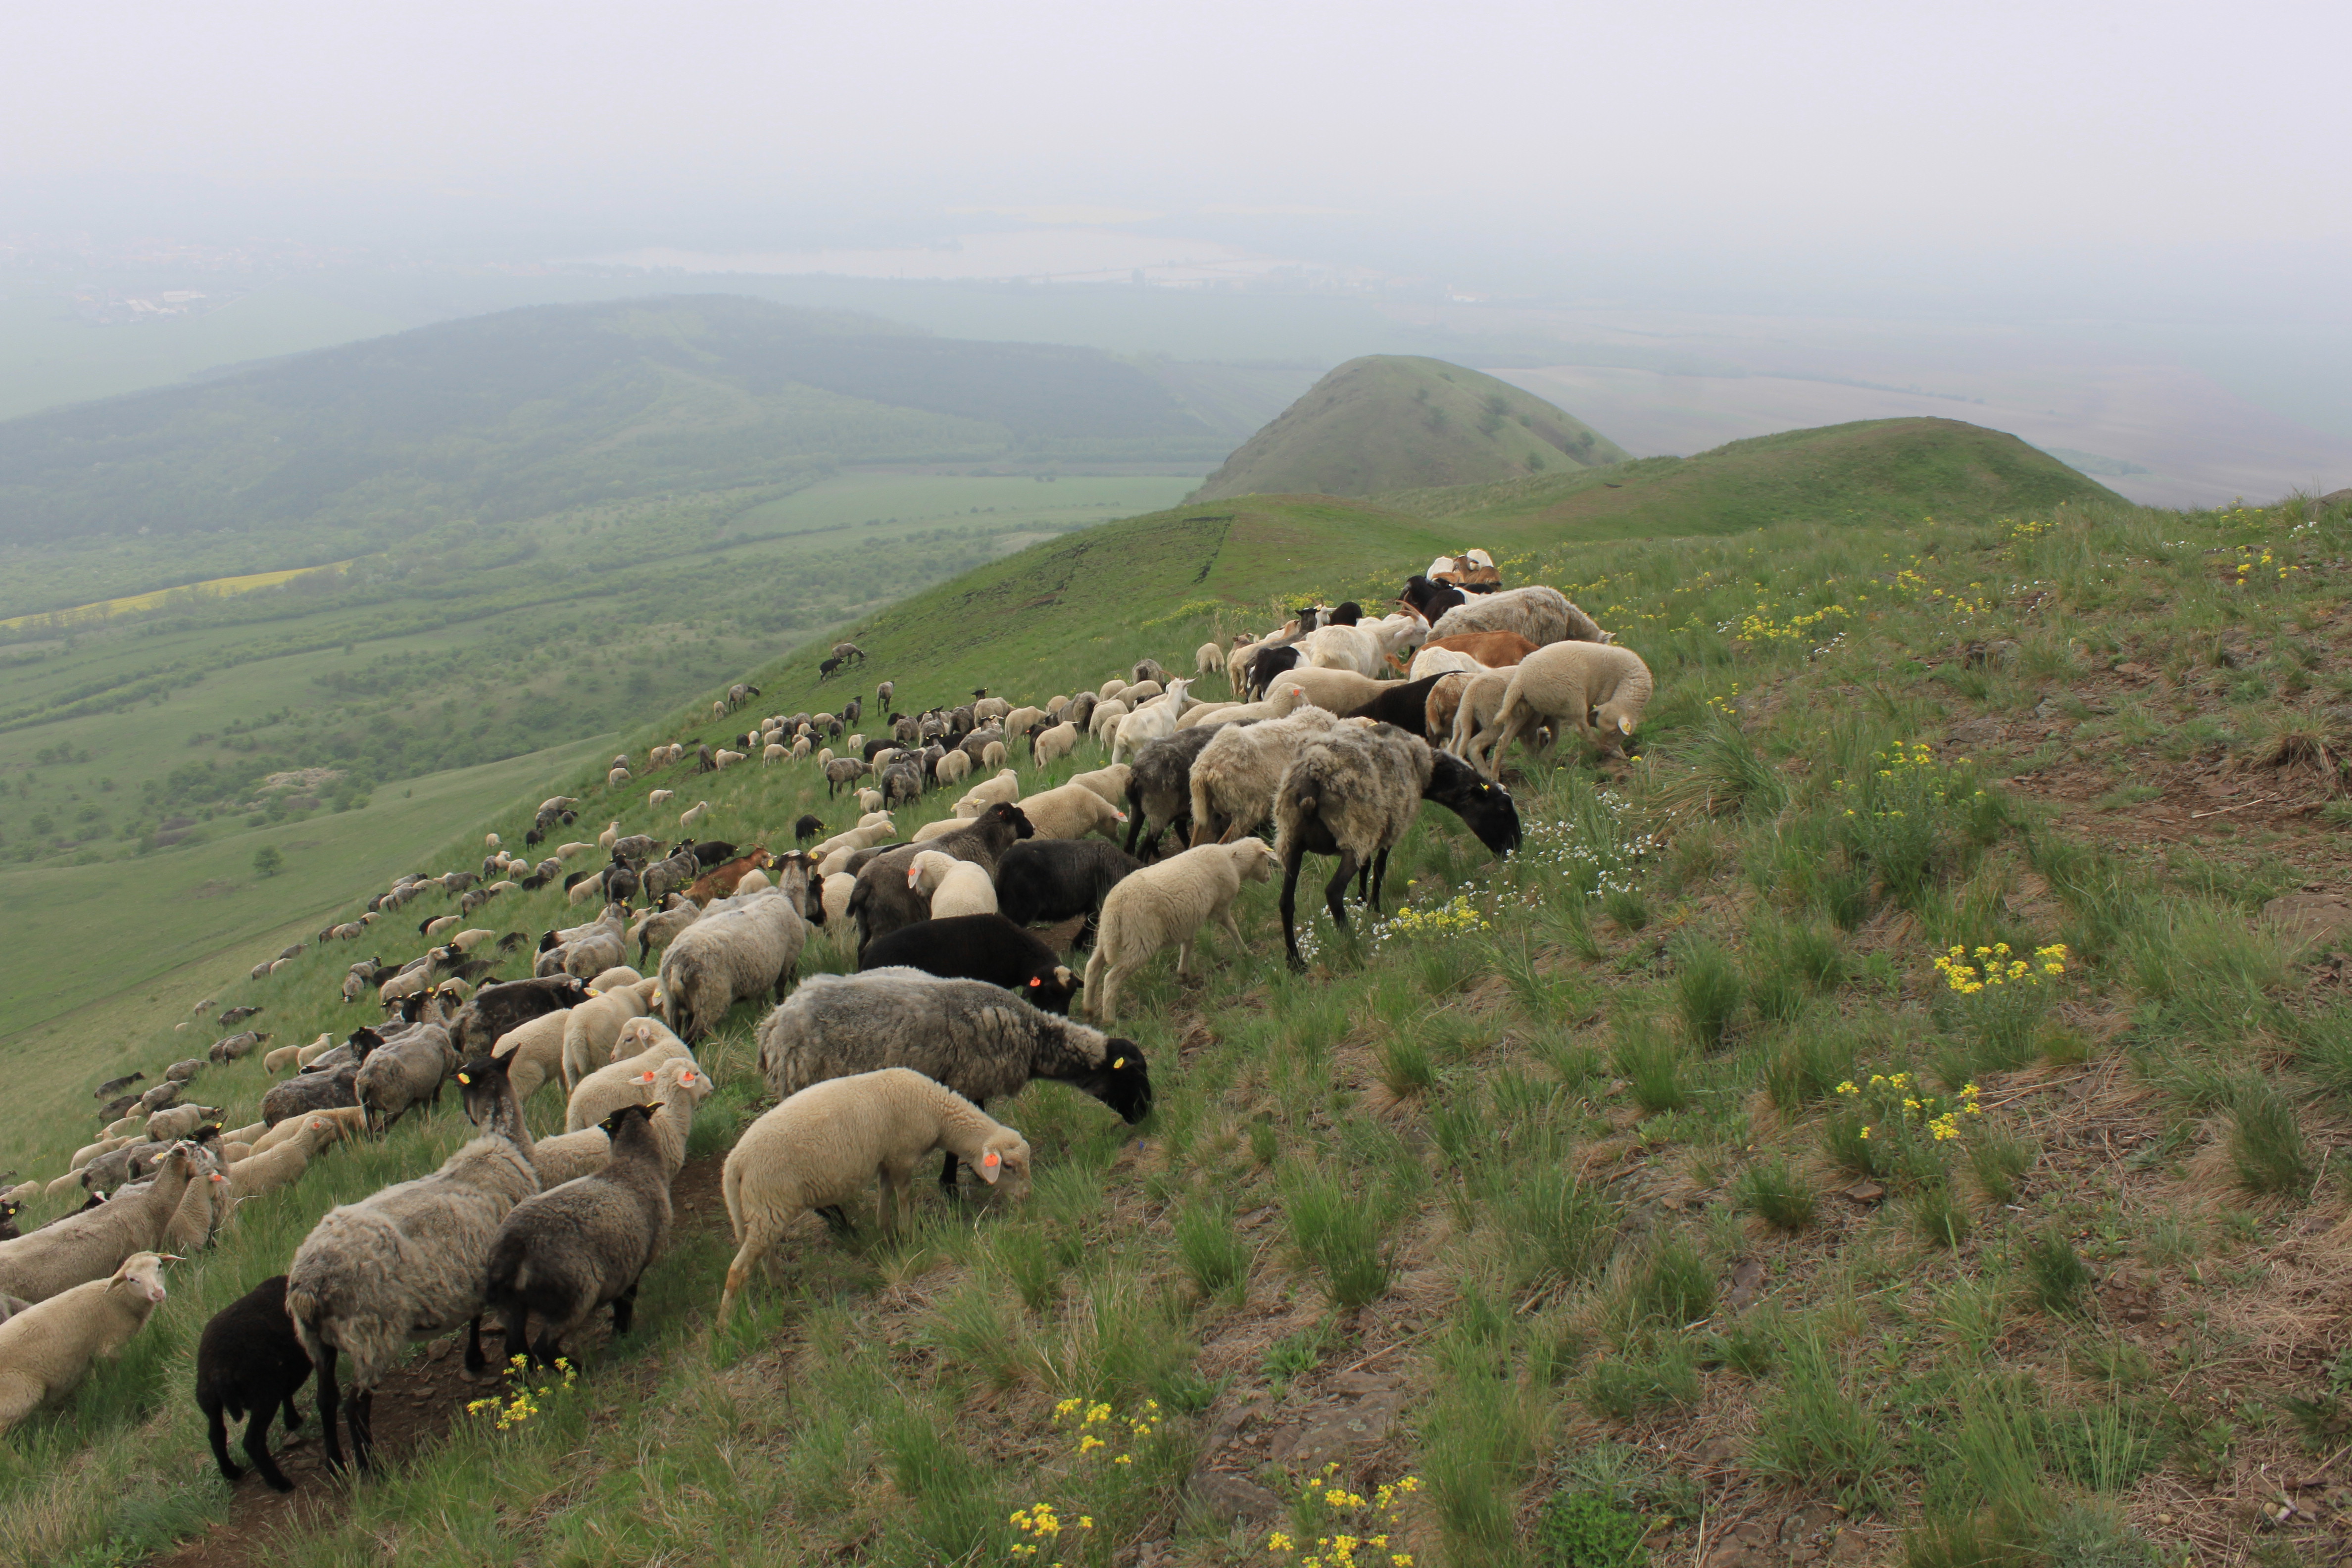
[848, 802, 1034, 953]
[295, 1032, 342, 1070]
[823, 757, 870, 797]
[687, 849, 775, 906]
[1304, 614, 1426, 678]
[1424, 629, 1540, 668]
[1428, 584, 1611, 647]
[146, 1103, 224, 1142]
[1081, 838, 1280, 1021]
[227, 1115, 342, 1203]
[1343, 671, 1461, 739]
[935, 748, 972, 786]
[249, 1105, 366, 1158]
[452, 974, 591, 1057]
[1124, 728, 1219, 860]
[756, 970, 1148, 1195]
[877, 679, 895, 711]
[658, 889, 810, 1043]
[1407, 645, 1486, 681]
[1195, 640, 1224, 681]
[565, 870, 608, 906]
[165, 1057, 204, 1082]
[1273, 724, 1522, 969]
[565, 1017, 696, 1132]
[476, 1100, 671, 1369]
[1064, 691, 1100, 735]
[284, 1061, 539, 1471]
[993, 838, 1142, 950]
[208, 1030, 270, 1064]
[264, 1034, 323, 1074]
[859, 915, 1082, 1014]
[719, 1069, 1031, 1321]
[980, 740, 1008, 771]
[629, 895, 702, 964]
[497, 1056, 708, 1187]
[1110, 678, 1194, 763]
[1014, 782, 1129, 843]
[260, 1052, 369, 1128]
[909, 850, 1000, 919]
[1099, 677, 1129, 703]
[487, 1009, 571, 1107]
[1461, 640, 1654, 776]
[70, 1135, 137, 1173]
[1260, 664, 1398, 717]
[1087, 698, 1130, 746]
[680, 801, 713, 832]
[1188, 704, 1361, 845]
[92, 1071, 146, 1101]
[956, 768, 1023, 815]
[0, 1253, 172, 1435]
[1180, 676, 1312, 731]
[192, 1272, 313, 1493]
[354, 1022, 458, 1132]
[821, 873, 856, 933]
[1031, 721, 1080, 768]
[0, 1145, 201, 1302]
[560, 976, 663, 1093]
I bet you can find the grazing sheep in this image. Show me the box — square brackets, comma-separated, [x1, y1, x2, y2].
[848, 802, 1034, 953]
[195, 1273, 312, 1492]
[629, 895, 702, 964]
[1081, 838, 1280, 1021]
[249, 1106, 366, 1158]
[719, 1069, 1030, 1322]
[92, 1071, 146, 1100]
[859, 915, 1082, 1014]
[1344, 671, 1461, 739]
[935, 748, 972, 786]
[565, 1017, 696, 1132]
[1428, 584, 1610, 647]
[165, 1057, 204, 1082]
[821, 873, 856, 933]
[0, 1253, 172, 1435]
[756, 970, 1149, 1193]
[146, 1103, 225, 1142]
[284, 1061, 539, 1471]
[1110, 678, 1194, 763]
[658, 889, 810, 1043]
[265, 1034, 324, 1074]
[1273, 724, 1522, 969]
[955, 768, 1023, 816]
[227, 1115, 341, 1202]
[686, 849, 774, 906]
[0, 1145, 201, 1302]
[1031, 721, 1079, 768]
[260, 1050, 371, 1128]
[680, 801, 712, 831]
[908, 851, 999, 919]
[452, 975, 591, 1057]
[1444, 668, 1515, 760]
[993, 838, 1142, 951]
[487, 1010, 570, 1106]
[209, 1030, 270, 1064]
[1407, 645, 1485, 681]
[1125, 728, 1218, 860]
[1188, 704, 1360, 845]
[354, 1023, 458, 1132]
[482, 1102, 672, 1368]
[490, 1056, 708, 1187]
[1423, 629, 1540, 668]
[1087, 698, 1130, 746]
[1466, 640, 1655, 776]
[1015, 782, 1129, 842]
[823, 757, 870, 797]
[1304, 614, 1427, 678]
[559, 976, 663, 1093]
[1180, 677, 1312, 730]
[1196, 640, 1224, 680]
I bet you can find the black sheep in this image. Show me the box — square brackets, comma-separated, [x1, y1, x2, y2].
[0, 1199, 19, 1241]
[497, 931, 529, 952]
[686, 839, 737, 868]
[1343, 672, 1455, 739]
[793, 814, 824, 843]
[196, 1274, 314, 1493]
[1125, 728, 1217, 861]
[449, 975, 591, 1056]
[1246, 644, 1302, 700]
[92, 1071, 146, 1100]
[994, 838, 1142, 951]
[859, 914, 1083, 1013]
[1397, 574, 1467, 623]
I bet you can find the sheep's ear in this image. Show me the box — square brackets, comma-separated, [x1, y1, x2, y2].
[976, 1148, 1004, 1185]
[1617, 715, 1633, 735]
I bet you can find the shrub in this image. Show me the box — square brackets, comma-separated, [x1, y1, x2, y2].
[1930, 940, 2070, 1070]
[1536, 1490, 1651, 1568]
[1735, 1159, 1817, 1231]
[252, 844, 283, 878]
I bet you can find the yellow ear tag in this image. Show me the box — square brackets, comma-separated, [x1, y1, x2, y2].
[1112, 1057, 1126, 1069]
[456, 1073, 471, 1085]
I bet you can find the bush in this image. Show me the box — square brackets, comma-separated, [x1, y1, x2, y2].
[1536, 1489, 1651, 1568]
[252, 844, 284, 878]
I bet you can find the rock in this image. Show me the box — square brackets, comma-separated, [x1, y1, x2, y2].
[2265, 893, 2352, 946]
[1268, 1391, 1409, 1470]
[1328, 1370, 1397, 1395]
[1190, 1471, 1283, 1525]
[1842, 1181, 1885, 1203]
[1695, 1437, 1744, 1468]
[1726, 1258, 1766, 1310]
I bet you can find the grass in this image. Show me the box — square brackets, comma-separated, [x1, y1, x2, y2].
[3, 460, 2348, 1568]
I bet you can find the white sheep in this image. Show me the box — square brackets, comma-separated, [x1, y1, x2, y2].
[1304, 614, 1425, 677]
[955, 769, 1023, 816]
[523, 1057, 710, 1186]
[1179, 679, 1312, 730]
[1445, 669, 1516, 759]
[1081, 838, 1279, 1021]
[1427, 584, 1611, 646]
[226, 1115, 341, 1202]
[935, 749, 972, 785]
[565, 1017, 697, 1132]
[651, 787, 678, 805]
[1087, 698, 1130, 746]
[561, 976, 663, 1092]
[1110, 678, 1194, 764]
[981, 741, 1007, 770]
[1068, 763, 1131, 807]
[0, 1253, 171, 1434]
[820, 873, 857, 935]
[718, 1068, 1029, 1322]
[909, 818, 965, 844]
[1408, 645, 1490, 680]
[489, 1010, 569, 1106]
[909, 851, 1000, 919]
[1016, 782, 1129, 842]
[854, 785, 883, 812]
[1188, 704, 1359, 845]
[1196, 640, 1224, 680]
[1467, 641, 1656, 777]
[680, 801, 712, 830]
[1031, 721, 1079, 767]
[1099, 677, 1129, 703]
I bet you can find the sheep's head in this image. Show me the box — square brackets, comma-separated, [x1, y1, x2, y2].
[974, 1128, 1032, 1193]
[113, 1252, 170, 1306]
[1236, 839, 1281, 883]
[1061, 1043, 1152, 1124]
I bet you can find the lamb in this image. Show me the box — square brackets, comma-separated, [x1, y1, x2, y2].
[848, 802, 1034, 953]
[0, 1145, 200, 1302]
[1031, 721, 1080, 768]
[284, 1059, 539, 1471]
[821, 872, 856, 932]
[680, 801, 713, 831]
[1304, 614, 1427, 678]
[263, 1035, 324, 1074]
[493, 1056, 708, 1187]
[1407, 645, 1486, 680]
[1010, 781, 1128, 845]
[1273, 724, 1522, 969]
[628, 894, 702, 963]
[956, 768, 1023, 815]
[249, 1105, 366, 1157]
[1110, 678, 1194, 763]
[1423, 629, 1540, 667]
[1188, 704, 1360, 845]
[208, 1030, 270, 1063]
[859, 914, 1082, 1014]
[1180, 676, 1312, 730]
[0, 1253, 172, 1435]
[1466, 640, 1656, 777]
[908, 851, 1000, 919]
[354, 1022, 458, 1132]
[1444, 668, 1515, 760]
[1081, 838, 1280, 1021]
[1428, 584, 1611, 647]
[565, 1017, 696, 1131]
[146, 1103, 225, 1142]
[560, 976, 663, 1092]
[1196, 640, 1225, 680]
[1260, 664, 1400, 717]
[756, 970, 1148, 1192]
[227, 1115, 342, 1203]
[195, 1273, 312, 1492]
[719, 1069, 1031, 1322]
[487, 1009, 571, 1106]
[934, 748, 972, 786]
[658, 888, 810, 1042]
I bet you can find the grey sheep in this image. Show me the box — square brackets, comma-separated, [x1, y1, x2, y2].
[208, 1030, 271, 1064]
[164, 1059, 203, 1083]
[354, 1023, 458, 1132]
[0, 1146, 203, 1302]
[755, 968, 1150, 1192]
[482, 1102, 673, 1368]
[1427, 584, 1611, 647]
[1188, 705, 1359, 846]
[823, 757, 870, 797]
[261, 1042, 377, 1127]
[848, 801, 1034, 953]
[285, 1058, 539, 1471]
[658, 889, 810, 1043]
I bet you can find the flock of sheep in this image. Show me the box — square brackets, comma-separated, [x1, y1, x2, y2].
[0, 556, 1653, 1492]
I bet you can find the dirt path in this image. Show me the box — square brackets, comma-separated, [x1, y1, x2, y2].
[154, 1150, 728, 1568]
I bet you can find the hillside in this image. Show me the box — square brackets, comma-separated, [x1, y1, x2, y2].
[1380, 417, 2127, 541]
[0, 295, 1237, 616]
[1190, 355, 1630, 501]
[5, 443, 2349, 1568]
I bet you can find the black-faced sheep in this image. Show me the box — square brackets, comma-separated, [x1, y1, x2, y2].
[993, 837, 1141, 950]
[483, 1103, 670, 1368]
[858, 914, 1082, 1014]
[848, 802, 1034, 954]
[196, 1274, 312, 1492]
[450, 975, 591, 1058]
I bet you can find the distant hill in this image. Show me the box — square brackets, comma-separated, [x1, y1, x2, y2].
[1190, 355, 1629, 501]
[0, 295, 1232, 565]
[1380, 417, 2126, 541]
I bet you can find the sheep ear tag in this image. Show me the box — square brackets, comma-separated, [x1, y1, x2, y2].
[456, 1073, 472, 1085]
[977, 1149, 1003, 1185]
[1028, 977, 1041, 987]
[1112, 1057, 1126, 1070]
[1617, 716, 1633, 735]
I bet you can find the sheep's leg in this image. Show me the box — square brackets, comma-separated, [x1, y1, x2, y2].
[1367, 848, 1392, 916]
[463, 1314, 488, 1373]
[1175, 937, 1195, 980]
[720, 1224, 775, 1325]
[245, 1405, 295, 1493]
[612, 1276, 641, 1336]
[501, 1304, 531, 1367]
[313, 1345, 345, 1471]
[205, 1399, 244, 1482]
[817, 1204, 855, 1235]
[280, 1390, 306, 1430]
[349, 1385, 377, 1473]
[937, 1150, 961, 1195]
[1279, 845, 1308, 973]
[1323, 849, 1359, 931]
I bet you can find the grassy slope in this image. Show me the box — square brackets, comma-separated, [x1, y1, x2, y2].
[1191, 355, 1630, 502]
[7, 442, 2349, 1568]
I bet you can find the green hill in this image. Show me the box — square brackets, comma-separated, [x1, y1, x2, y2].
[1380, 416, 2126, 540]
[6, 428, 2342, 1568]
[0, 295, 1236, 615]
[1189, 355, 1629, 501]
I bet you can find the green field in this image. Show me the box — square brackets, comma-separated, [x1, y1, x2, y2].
[4, 418, 2344, 1568]
[1192, 354, 1632, 501]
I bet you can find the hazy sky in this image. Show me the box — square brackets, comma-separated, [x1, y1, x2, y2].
[6, 0, 2346, 315]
